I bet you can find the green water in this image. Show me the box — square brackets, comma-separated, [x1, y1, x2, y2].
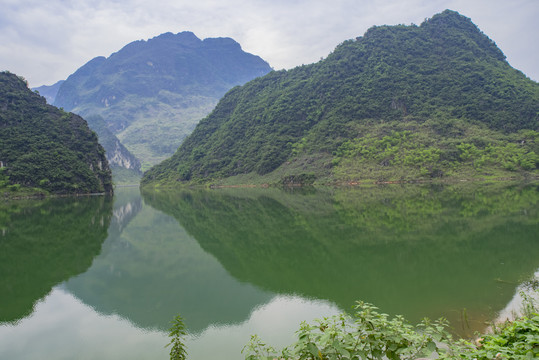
[0, 183, 538, 359]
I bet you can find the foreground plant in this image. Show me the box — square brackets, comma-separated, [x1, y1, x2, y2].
[243, 301, 453, 360]
[442, 315, 539, 359]
[242, 300, 539, 360]
[167, 315, 188, 360]
[169, 285, 539, 359]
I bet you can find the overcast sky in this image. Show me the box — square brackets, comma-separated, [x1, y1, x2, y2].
[1, 0, 537, 87]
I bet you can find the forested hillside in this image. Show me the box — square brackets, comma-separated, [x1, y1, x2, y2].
[0, 72, 113, 195]
[54, 32, 272, 168]
[30, 82, 142, 183]
[142, 10, 539, 186]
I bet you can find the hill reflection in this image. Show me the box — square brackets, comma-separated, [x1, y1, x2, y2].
[64, 187, 272, 333]
[0, 196, 113, 323]
[142, 182, 539, 334]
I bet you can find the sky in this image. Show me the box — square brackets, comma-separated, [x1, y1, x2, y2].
[1, 0, 537, 87]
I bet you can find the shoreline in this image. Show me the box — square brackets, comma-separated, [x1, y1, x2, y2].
[145, 175, 539, 190]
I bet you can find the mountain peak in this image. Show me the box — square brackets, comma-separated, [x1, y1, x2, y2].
[425, 9, 472, 24]
[421, 9, 482, 35]
[203, 37, 242, 50]
[421, 9, 505, 61]
[152, 31, 201, 46]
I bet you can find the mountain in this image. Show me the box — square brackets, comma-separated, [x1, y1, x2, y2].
[32, 80, 64, 104]
[142, 10, 539, 187]
[54, 31, 272, 168]
[0, 71, 113, 194]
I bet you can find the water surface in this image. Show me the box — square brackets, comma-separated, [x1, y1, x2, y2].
[1, 183, 538, 359]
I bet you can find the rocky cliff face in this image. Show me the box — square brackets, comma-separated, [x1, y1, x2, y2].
[84, 115, 140, 168]
[108, 139, 140, 170]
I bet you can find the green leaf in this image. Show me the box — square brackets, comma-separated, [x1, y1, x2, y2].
[426, 340, 437, 353]
[307, 342, 321, 358]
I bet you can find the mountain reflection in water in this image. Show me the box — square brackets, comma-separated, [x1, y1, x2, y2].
[142, 182, 539, 335]
[0, 183, 537, 360]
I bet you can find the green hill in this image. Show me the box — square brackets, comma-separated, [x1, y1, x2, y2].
[142, 10, 539, 187]
[54, 31, 272, 168]
[0, 71, 113, 195]
[30, 82, 142, 184]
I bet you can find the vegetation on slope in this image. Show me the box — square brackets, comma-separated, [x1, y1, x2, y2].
[54, 32, 272, 167]
[142, 10, 538, 187]
[31, 80, 142, 183]
[31, 82, 143, 183]
[0, 71, 113, 195]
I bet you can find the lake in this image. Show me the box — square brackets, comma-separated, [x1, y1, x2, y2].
[1, 182, 538, 359]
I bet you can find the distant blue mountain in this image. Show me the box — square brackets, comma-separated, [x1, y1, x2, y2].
[53, 32, 273, 167]
[32, 80, 64, 104]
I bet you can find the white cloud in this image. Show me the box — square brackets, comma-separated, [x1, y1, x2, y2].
[1, 0, 537, 86]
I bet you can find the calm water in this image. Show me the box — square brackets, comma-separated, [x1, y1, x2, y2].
[1, 183, 538, 359]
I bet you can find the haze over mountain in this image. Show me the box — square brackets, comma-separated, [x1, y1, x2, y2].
[53, 31, 272, 169]
[32, 80, 64, 104]
[0, 71, 113, 195]
[142, 10, 539, 187]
